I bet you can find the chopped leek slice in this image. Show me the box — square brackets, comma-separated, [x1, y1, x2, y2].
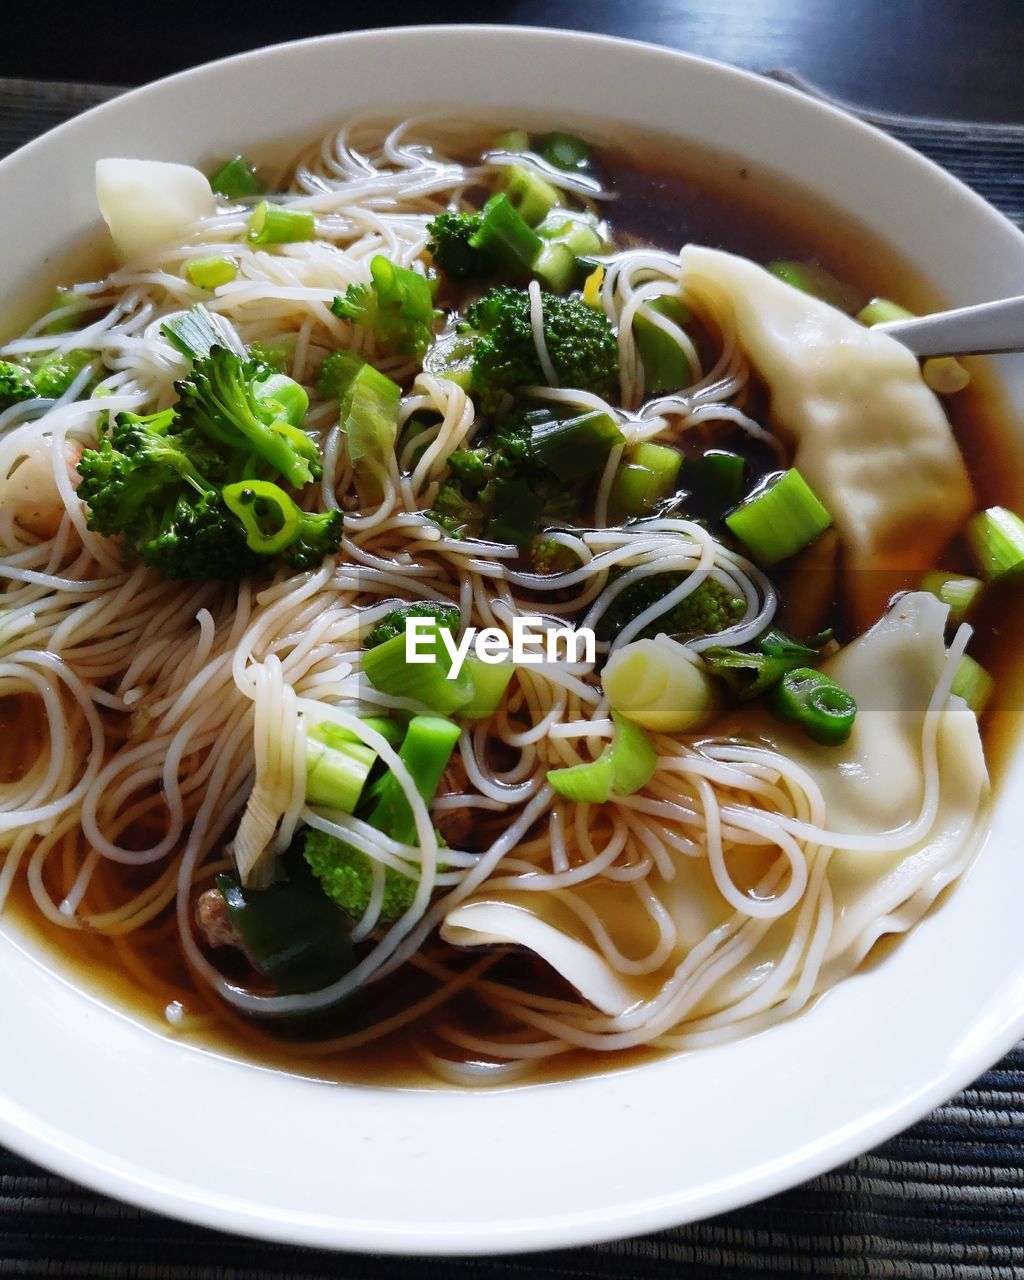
[160, 303, 243, 360]
[725, 468, 832, 565]
[500, 164, 560, 226]
[682, 449, 747, 520]
[536, 132, 591, 173]
[210, 155, 264, 200]
[531, 410, 625, 483]
[368, 715, 462, 846]
[633, 296, 691, 395]
[252, 371, 308, 429]
[546, 710, 657, 803]
[966, 506, 1024, 580]
[469, 194, 541, 277]
[951, 654, 994, 717]
[603, 635, 717, 732]
[305, 724, 376, 812]
[341, 364, 401, 502]
[362, 616, 473, 716]
[919, 570, 984, 624]
[608, 441, 682, 520]
[768, 260, 858, 312]
[460, 655, 515, 719]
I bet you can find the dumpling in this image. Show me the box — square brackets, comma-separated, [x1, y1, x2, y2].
[441, 593, 988, 1032]
[680, 245, 974, 627]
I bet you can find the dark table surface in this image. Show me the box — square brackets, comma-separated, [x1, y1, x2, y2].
[7, 0, 1024, 123]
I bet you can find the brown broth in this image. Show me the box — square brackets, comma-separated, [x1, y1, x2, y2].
[5, 128, 1024, 1089]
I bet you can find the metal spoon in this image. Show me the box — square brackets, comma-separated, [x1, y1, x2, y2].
[877, 296, 1024, 357]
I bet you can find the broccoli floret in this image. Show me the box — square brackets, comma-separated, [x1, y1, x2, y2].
[366, 600, 461, 648]
[427, 481, 484, 539]
[282, 507, 345, 571]
[315, 349, 366, 401]
[331, 255, 440, 360]
[425, 211, 495, 280]
[529, 535, 580, 575]
[303, 828, 416, 922]
[0, 360, 36, 410]
[31, 349, 95, 399]
[248, 340, 291, 373]
[597, 576, 745, 643]
[77, 409, 264, 581]
[174, 346, 320, 488]
[463, 287, 619, 410]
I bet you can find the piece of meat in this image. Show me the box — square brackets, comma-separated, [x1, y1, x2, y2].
[194, 887, 244, 952]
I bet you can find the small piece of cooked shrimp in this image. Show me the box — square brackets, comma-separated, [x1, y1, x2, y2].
[0, 436, 83, 540]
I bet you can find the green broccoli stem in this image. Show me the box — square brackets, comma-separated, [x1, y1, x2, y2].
[368, 715, 462, 847]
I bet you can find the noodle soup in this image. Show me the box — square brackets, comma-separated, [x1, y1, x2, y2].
[0, 117, 1011, 1086]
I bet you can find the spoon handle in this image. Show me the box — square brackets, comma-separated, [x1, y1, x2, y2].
[877, 295, 1024, 357]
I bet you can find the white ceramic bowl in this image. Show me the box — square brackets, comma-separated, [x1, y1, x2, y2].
[2, 24, 1024, 1256]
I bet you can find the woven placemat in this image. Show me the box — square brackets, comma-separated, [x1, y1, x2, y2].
[3, 73, 1024, 1280]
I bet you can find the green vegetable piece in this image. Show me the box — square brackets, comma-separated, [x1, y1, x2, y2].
[609, 441, 682, 520]
[332, 255, 439, 360]
[536, 132, 591, 173]
[223, 480, 299, 554]
[856, 296, 914, 326]
[469, 195, 542, 279]
[161, 304, 242, 361]
[247, 200, 315, 245]
[634, 296, 691, 396]
[340, 362, 401, 501]
[251, 371, 308, 429]
[725, 468, 832, 565]
[426, 211, 495, 281]
[305, 722, 377, 812]
[495, 128, 530, 152]
[210, 155, 264, 200]
[248, 339, 293, 374]
[422, 332, 476, 390]
[532, 240, 577, 294]
[547, 710, 656, 803]
[531, 410, 625, 483]
[499, 164, 560, 226]
[682, 449, 748, 520]
[0, 360, 36, 409]
[316, 349, 366, 401]
[368, 714, 462, 847]
[459, 655, 515, 719]
[536, 209, 605, 256]
[174, 346, 320, 488]
[919, 569, 984, 624]
[703, 629, 825, 700]
[487, 476, 546, 546]
[362, 615, 473, 716]
[366, 601, 461, 649]
[186, 256, 238, 290]
[303, 829, 416, 923]
[966, 506, 1024, 581]
[597, 575, 745, 644]
[769, 666, 857, 745]
[951, 653, 994, 717]
[767, 260, 859, 313]
[216, 856, 354, 994]
[31, 349, 94, 399]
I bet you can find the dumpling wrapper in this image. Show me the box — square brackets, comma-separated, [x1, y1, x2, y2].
[96, 158, 215, 262]
[441, 593, 988, 1019]
[680, 245, 974, 627]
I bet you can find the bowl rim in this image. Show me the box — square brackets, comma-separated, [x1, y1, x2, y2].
[2, 22, 1024, 1256]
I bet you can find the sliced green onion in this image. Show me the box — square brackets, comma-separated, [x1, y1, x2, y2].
[252, 371, 308, 429]
[608, 441, 682, 521]
[369, 714, 462, 846]
[951, 654, 994, 717]
[223, 480, 300, 555]
[536, 210, 605, 256]
[547, 710, 657, 803]
[362, 616, 473, 716]
[305, 727, 376, 812]
[460, 656, 515, 719]
[210, 154, 264, 200]
[633, 296, 691, 396]
[247, 200, 315, 245]
[41, 287, 89, 335]
[966, 506, 1024, 580]
[423, 332, 476, 390]
[216, 856, 353, 994]
[532, 241, 577, 294]
[536, 132, 591, 173]
[547, 753, 615, 803]
[341, 363, 401, 502]
[725, 468, 832, 565]
[185, 256, 238, 290]
[682, 449, 748, 520]
[531, 410, 625, 483]
[499, 164, 559, 226]
[469, 194, 542, 277]
[856, 296, 914, 326]
[769, 666, 857, 745]
[919, 570, 984, 624]
[767, 260, 858, 312]
[160, 303, 242, 360]
[487, 476, 545, 547]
